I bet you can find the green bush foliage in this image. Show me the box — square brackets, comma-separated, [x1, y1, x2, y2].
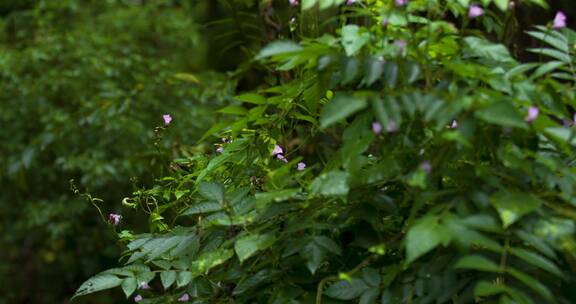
[0, 1, 233, 302]
[74, 0, 576, 303]
[76, 0, 576, 303]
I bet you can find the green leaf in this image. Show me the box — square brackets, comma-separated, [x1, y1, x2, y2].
[191, 249, 234, 275]
[543, 127, 576, 147]
[313, 236, 341, 255]
[176, 271, 192, 288]
[406, 216, 451, 264]
[121, 277, 138, 298]
[359, 288, 380, 304]
[474, 281, 507, 298]
[475, 101, 527, 130]
[160, 271, 177, 289]
[310, 170, 350, 197]
[509, 247, 564, 278]
[341, 25, 370, 56]
[74, 274, 123, 298]
[234, 233, 277, 262]
[493, 0, 508, 11]
[256, 41, 303, 59]
[182, 201, 222, 215]
[255, 189, 301, 209]
[464, 37, 515, 63]
[301, 240, 325, 274]
[325, 278, 370, 300]
[490, 192, 542, 228]
[526, 30, 569, 53]
[320, 94, 367, 129]
[454, 255, 500, 272]
[506, 268, 555, 303]
[362, 268, 381, 287]
[218, 105, 248, 115]
[235, 93, 267, 104]
[198, 182, 225, 203]
[528, 47, 571, 63]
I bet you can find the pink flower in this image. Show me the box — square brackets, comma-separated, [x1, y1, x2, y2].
[387, 121, 398, 133]
[525, 106, 539, 123]
[450, 120, 458, 129]
[139, 282, 150, 290]
[372, 121, 383, 134]
[468, 5, 484, 18]
[395, 0, 408, 6]
[277, 154, 288, 163]
[134, 294, 143, 302]
[420, 161, 432, 174]
[395, 40, 407, 53]
[178, 293, 190, 302]
[381, 18, 389, 28]
[553, 11, 567, 29]
[288, 0, 299, 6]
[108, 213, 121, 226]
[163, 114, 172, 125]
[297, 162, 306, 171]
[272, 145, 284, 157]
[216, 146, 224, 153]
[346, 0, 356, 5]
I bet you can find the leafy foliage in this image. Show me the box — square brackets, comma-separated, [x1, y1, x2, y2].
[25, 0, 576, 303]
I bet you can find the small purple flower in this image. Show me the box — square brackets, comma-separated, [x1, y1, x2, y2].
[272, 145, 284, 157]
[381, 18, 389, 28]
[178, 293, 190, 302]
[468, 5, 484, 18]
[297, 162, 306, 171]
[216, 146, 224, 153]
[139, 282, 150, 290]
[277, 154, 288, 163]
[395, 0, 408, 7]
[553, 11, 567, 29]
[134, 294, 143, 302]
[163, 114, 172, 125]
[525, 106, 539, 123]
[420, 161, 432, 174]
[450, 120, 458, 129]
[346, 0, 356, 5]
[108, 213, 121, 226]
[395, 40, 407, 53]
[372, 121, 383, 134]
[387, 121, 398, 133]
[289, 0, 299, 7]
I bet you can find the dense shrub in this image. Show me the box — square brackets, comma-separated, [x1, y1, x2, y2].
[0, 1, 234, 303]
[73, 0, 576, 303]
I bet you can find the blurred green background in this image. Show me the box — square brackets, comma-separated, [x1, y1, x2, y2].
[0, 0, 574, 303]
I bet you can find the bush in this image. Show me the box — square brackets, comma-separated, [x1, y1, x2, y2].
[0, 1, 234, 302]
[67, 0, 576, 303]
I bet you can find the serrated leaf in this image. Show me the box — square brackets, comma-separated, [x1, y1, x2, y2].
[176, 271, 192, 288]
[325, 278, 370, 300]
[526, 30, 569, 53]
[406, 216, 451, 264]
[198, 182, 225, 202]
[301, 240, 325, 274]
[235, 233, 276, 262]
[528, 48, 571, 63]
[182, 201, 222, 215]
[161, 271, 176, 289]
[74, 274, 123, 298]
[121, 277, 138, 298]
[192, 249, 234, 275]
[320, 94, 367, 129]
